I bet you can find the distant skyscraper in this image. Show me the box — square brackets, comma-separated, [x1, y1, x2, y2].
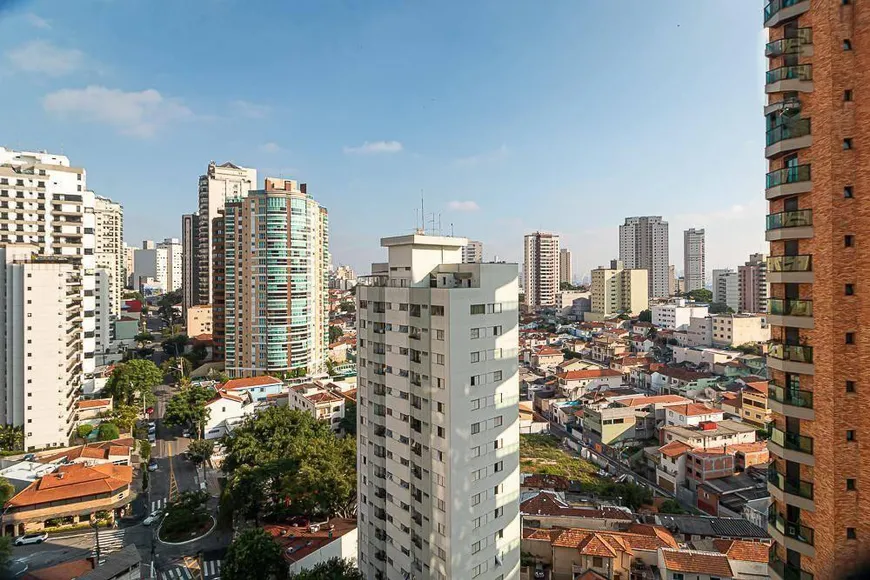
[668, 264, 676, 296]
[712, 269, 739, 312]
[738, 253, 768, 314]
[462, 240, 483, 263]
[94, 196, 124, 316]
[619, 216, 669, 298]
[196, 161, 257, 306]
[213, 178, 328, 377]
[158, 238, 183, 292]
[683, 228, 705, 292]
[523, 232, 560, 308]
[356, 233, 520, 580]
[181, 213, 199, 316]
[559, 247, 573, 285]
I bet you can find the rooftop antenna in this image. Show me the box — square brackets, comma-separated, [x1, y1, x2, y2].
[450, 222, 454, 237]
[421, 191, 425, 234]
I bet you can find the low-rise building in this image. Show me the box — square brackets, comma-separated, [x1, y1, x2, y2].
[664, 404, 725, 428]
[39, 439, 134, 467]
[555, 368, 623, 399]
[186, 304, 213, 337]
[582, 395, 691, 446]
[657, 548, 734, 580]
[531, 345, 564, 369]
[204, 390, 256, 440]
[655, 514, 770, 543]
[221, 375, 284, 402]
[738, 380, 771, 426]
[651, 299, 709, 330]
[588, 337, 628, 365]
[652, 368, 718, 398]
[288, 383, 345, 430]
[710, 314, 769, 348]
[671, 346, 740, 369]
[660, 420, 757, 450]
[265, 519, 358, 576]
[520, 490, 634, 531]
[75, 398, 113, 423]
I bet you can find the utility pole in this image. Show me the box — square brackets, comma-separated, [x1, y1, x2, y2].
[91, 518, 101, 566]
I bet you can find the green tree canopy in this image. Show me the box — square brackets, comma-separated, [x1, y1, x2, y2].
[105, 360, 163, 406]
[223, 528, 288, 580]
[110, 404, 140, 434]
[0, 476, 15, 505]
[708, 302, 734, 314]
[161, 490, 210, 540]
[162, 334, 189, 357]
[659, 499, 687, 514]
[0, 536, 11, 573]
[0, 426, 23, 452]
[134, 331, 154, 345]
[98, 423, 120, 441]
[77, 424, 94, 439]
[328, 326, 343, 344]
[163, 385, 214, 437]
[139, 440, 152, 462]
[187, 439, 214, 465]
[685, 288, 713, 303]
[638, 309, 652, 323]
[162, 356, 192, 379]
[289, 558, 363, 579]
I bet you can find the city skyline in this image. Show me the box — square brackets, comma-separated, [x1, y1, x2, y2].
[0, 1, 766, 277]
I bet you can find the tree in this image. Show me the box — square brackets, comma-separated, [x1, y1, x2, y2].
[223, 528, 288, 580]
[104, 360, 162, 406]
[0, 536, 11, 574]
[338, 301, 355, 313]
[185, 344, 209, 369]
[139, 439, 152, 462]
[734, 342, 762, 356]
[134, 331, 154, 346]
[187, 439, 214, 466]
[162, 334, 189, 357]
[328, 326, 343, 344]
[98, 423, 120, 441]
[659, 499, 686, 514]
[708, 302, 734, 314]
[163, 385, 213, 437]
[0, 426, 23, 452]
[289, 558, 363, 579]
[560, 281, 582, 291]
[110, 404, 139, 434]
[77, 424, 94, 439]
[161, 490, 210, 541]
[685, 288, 713, 303]
[339, 402, 356, 436]
[0, 477, 14, 505]
[162, 356, 192, 380]
[638, 309, 652, 323]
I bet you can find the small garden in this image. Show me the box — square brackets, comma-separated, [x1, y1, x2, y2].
[158, 490, 213, 543]
[520, 434, 599, 483]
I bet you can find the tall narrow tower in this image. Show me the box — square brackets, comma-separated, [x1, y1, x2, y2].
[683, 228, 705, 292]
[523, 232, 560, 309]
[619, 216, 669, 299]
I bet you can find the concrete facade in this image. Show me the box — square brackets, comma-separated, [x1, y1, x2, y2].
[587, 259, 649, 319]
[619, 216, 669, 299]
[683, 228, 706, 292]
[523, 231, 559, 309]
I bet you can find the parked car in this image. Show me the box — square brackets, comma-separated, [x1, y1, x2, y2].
[147, 459, 158, 472]
[143, 510, 163, 526]
[148, 432, 156, 444]
[14, 532, 47, 546]
[182, 429, 191, 438]
[534, 563, 546, 579]
[147, 422, 156, 433]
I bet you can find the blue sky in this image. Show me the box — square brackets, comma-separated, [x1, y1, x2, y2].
[0, 0, 767, 280]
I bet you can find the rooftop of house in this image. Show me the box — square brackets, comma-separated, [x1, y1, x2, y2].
[524, 523, 678, 554]
[661, 419, 757, 440]
[306, 391, 343, 405]
[688, 441, 769, 458]
[658, 440, 693, 458]
[742, 380, 769, 394]
[264, 518, 356, 564]
[39, 439, 134, 464]
[520, 490, 633, 521]
[75, 398, 113, 410]
[222, 375, 283, 390]
[659, 548, 733, 577]
[205, 389, 247, 406]
[615, 395, 692, 408]
[534, 346, 563, 356]
[667, 403, 723, 417]
[654, 367, 715, 382]
[557, 368, 622, 381]
[656, 514, 770, 539]
[7, 463, 133, 508]
[707, 539, 769, 562]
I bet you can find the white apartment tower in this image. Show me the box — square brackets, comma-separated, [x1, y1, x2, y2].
[158, 237, 182, 292]
[356, 234, 520, 580]
[462, 240, 483, 264]
[559, 247, 573, 285]
[523, 232, 560, 309]
[619, 216, 669, 299]
[94, 196, 124, 315]
[713, 269, 740, 312]
[0, 147, 96, 385]
[683, 228, 705, 292]
[0, 246, 83, 450]
[196, 162, 256, 305]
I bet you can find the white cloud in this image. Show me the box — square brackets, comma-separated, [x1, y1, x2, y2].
[23, 13, 51, 29]
[259, 142, 283, 153]
[43, 86, 193, 138]
[343, 140, 404, 155]
[232, 100, 270, 119]
[6, 40, 84, 76]
[454, 144, 509, 167]
[447, 200, 480, 212]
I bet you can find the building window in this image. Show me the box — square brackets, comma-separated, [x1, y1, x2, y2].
[471, 422, 481, 435]
[844, 39, 853, 50]
[673, 574, 685, 580]
[845, 234, 855, 247]
[845, 186, 854, 198]
[847, 430, 857, 441]
[844, 138, 854, 149]
[470, 304, 485, 315]
[848, 528, 858, 540]
[846, 332, 856, 344]
[592, 557, 604, 568]
[845, 89, 854, 101]
[846, 283, 856, 295]
[847, 380, 856, 393]
[847, 478, 857, 491]
[471, 352, 480, 363]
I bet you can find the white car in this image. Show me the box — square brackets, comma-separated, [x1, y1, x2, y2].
[143, 510, 163, 526]
[14, 532, 47, 546]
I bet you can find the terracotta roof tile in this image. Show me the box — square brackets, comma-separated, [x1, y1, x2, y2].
[712, 539, 768, 563]
[658, 441, 693, 458]
[660, 549, 733, 576]
[7, 463, 132, 508]
[76, 398, 112, 410]
[223, 375, 282, 390]
[618, 395, 691, 408]
[668, 403, 722, 417]
[307, 391, 342, 404]
[743, 380, 769, 394]
[520, 491, 632, 520]
[557, 369, 623, 380]
[654, 367, 713, 381]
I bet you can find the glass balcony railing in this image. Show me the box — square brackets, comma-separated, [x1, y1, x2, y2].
[768, 383, 813, 408]
[769, 343, 813, 364]
[768, 469, 814, 499]
[765, 28, 813, 57]
[766, 209, 812, 231]
[768, 255, 812, 273]
[766, 65, 813, 85]
[770, 554, 814, 580]
[766, 119, 811, 146]
[767, 164, 811, 188]
[769, 511, 814, 546]
[764, 0, 809, 23]
[769, 298, 813, 317]
[770, 425, 814, 455]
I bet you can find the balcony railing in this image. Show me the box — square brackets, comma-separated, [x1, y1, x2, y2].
[766, 119, 811, 146]
[767, 65, 813, 85]
[769, 298, 813, 317]
[769, 511, 814, 546]
[770, 426, 814, 455]
[770, 554, 814, 580]
[765, 28, 813, 57]
[769, 383, 813, 408]
[769, 343, 813, 364]
[766, 164, 811, 189]
[766, 209, 812, 231]
[769, 469, 814, 499]
[764, 0, 809, 23]
[768, 255, 812, 273]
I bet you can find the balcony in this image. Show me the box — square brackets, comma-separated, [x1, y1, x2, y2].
[768, 255, 813, 284]
[770, 554, 814, 580]
[766, 164, 811, 200]
[764, 0, 810, 28]
[768, 383, 814, 420]
[765, 28, 813, 58]
[766, 64, 813, 94]
[766, 119, 812, 159]
[766, 209, 812, 241]
[769, 426, 814, 466]
[768, 469, 815, 511]
[768, 511, 815, 558]
[768, 298, 814, 329]
[768, 343, 814, 375]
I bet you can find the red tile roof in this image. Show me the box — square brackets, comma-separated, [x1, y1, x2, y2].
[617, 395, 691, 408]
[520, 491, 632, 521]
[658, 441, 693, 458]
[712, 539, 768, 562]
[223, 375, 282, 390]
[307, 391, 342, 405]
[668, 403, 722, 417]
[23, 559, 94, 580]
[659, 548, 733, 576]
[654, 367, 713, 381]
[546, 525, 677, 553]
[39, 439, 134, 464]
[7, 463, 132, 508]
[76, 398, 113, 410]
[265, 518, 356, 564]
[206, 389, 246, 405]
[557, 369, 622, 381]
[535, 346, 563, 356]
[743, 380, 769, 394]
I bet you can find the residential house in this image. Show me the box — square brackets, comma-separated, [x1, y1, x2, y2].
[221, 375, 284, 402]
[288, 383, 345, 430]
[657, 549, 734, 580]
[609, 355, 651, 381]
[660, 420, 757, 450]
[588, 337, 628, 365]
[75, 398, 113, 424]
[266, 518, 358, 576]
[22, 544, 141, 580]
[519, 401, 550, 435]
[655, 514, 771, 543]
[738, 380, 770, 426]
[555, 358, 598, 374]
[697, 470, 769, 518]
[204, 390, 256, 440]
[703, 539, 768, 580]
[556, 368, 624, 399]
[652, 368, 718, 398]
[520, 490, 634, 531]
[39, 439, 134, 467]
[656, 440, 693, 493]
[582, 395, 691, 446]
[665, 404, 725, 428]
[521, 474, 571, 494]
[328, 336, 356, 363]
[531, 345, 565, 370]
[671, 347, 741, 368]
[718, 392, 741, 416]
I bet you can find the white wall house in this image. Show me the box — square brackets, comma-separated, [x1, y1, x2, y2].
[651, 299, 709, 330]
[203, 390, 256, 440]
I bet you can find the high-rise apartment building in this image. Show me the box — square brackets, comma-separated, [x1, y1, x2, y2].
[462, 240, 483, 264]
[585, 259, 649, 321]
[213, 178, 328, 378]
[356, 234, 520, 580]
[197, 162, 256, 306]
[181, 213, 199, 316]
[712, 269, 739, 312]
[738, 253, 768, 314]
[133, 244, 168, 293]
[683, 228, 706, 292]
[123, 243, 135, 288]
[158, 237, 182, 292]
[0, 246, 83, 450]
[94, 196, 124, 316]
[762, 2, 867, 578]
[523, 232, 560, 309]
[0, 147, 96, 385]
[619, 216, 670, 298]
[559, 247, 573, 285]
